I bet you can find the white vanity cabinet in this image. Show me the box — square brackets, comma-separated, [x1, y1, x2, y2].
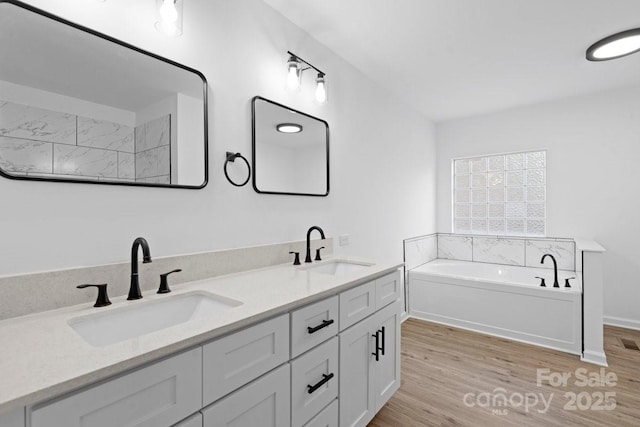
[30, 347, 203, 427]
[19, 268, 401, 427]
[339, 299, 402, 427]
[0, 408, 24, 427]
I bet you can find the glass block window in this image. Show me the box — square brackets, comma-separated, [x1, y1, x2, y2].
[453, 150, 546, 236]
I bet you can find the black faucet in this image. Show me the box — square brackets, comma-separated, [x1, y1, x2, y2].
[305, 226, 326, 263]
[540, 253, 559, 288]
[128, 237, 152, 300]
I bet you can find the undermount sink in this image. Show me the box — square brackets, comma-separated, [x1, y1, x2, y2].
[303, 260, 373, 276]
[69, 291, 242, 347]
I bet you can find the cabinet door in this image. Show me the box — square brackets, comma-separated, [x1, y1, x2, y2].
[338, 315, 375, 427]
[202, 364, 290, 427]
[373, 300, 402, 412]
[31, 347, 202, 427]
[0, 407, 24, 427]
[375, 270, 401, 311]
[303, 399, 338, 427]
[202, 314, 289, 405]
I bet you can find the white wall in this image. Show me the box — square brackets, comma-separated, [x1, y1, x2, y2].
[436, 85, 640, 327]
[0, 0, 436, 276]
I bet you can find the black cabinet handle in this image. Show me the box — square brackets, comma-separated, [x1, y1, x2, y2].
[307, 319, 334, 334]
[372, 330, 380, 361]
[307, 373, 334, 394]
[379, 326, 386, 356]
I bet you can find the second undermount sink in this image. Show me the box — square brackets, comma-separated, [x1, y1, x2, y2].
[303, 260, 373, 276]
[69, 291, 242, 347]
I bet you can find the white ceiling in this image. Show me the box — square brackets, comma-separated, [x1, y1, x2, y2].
[264, 0, 640, 121]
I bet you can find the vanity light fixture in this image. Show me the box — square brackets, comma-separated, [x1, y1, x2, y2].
[155, 0, 183, 37]
[286, 51, 328, 104]
[277, 123, 303, 133]
[586, 28, 640, 61]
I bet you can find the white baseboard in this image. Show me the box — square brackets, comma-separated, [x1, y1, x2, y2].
[581, 350, 608, 367]
[603, 316, 640, 331]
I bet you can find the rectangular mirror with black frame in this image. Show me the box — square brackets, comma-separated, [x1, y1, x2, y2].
[0, 0, 208, 188]
[252, 96, 329, 196]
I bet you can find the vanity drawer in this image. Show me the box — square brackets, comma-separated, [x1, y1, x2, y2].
[291, 296, 339, 358]
[375, 270, 401, 310]
[202, 314, 289, 406]
[339, 280, 376, 330]
[31, 347, 202, 427]
[202, 363, 290, 427]
[304, 399, 338, 427]
[291, 337, 339, 427]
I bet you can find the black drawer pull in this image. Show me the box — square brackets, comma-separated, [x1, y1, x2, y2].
[307, 319, 334, 334]
[379, 326, 386, 356]
[307, 373, 334, 394]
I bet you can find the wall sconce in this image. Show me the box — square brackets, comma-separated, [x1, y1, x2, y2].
[286, 51, 327, 104]
[155, 0, 183, 37]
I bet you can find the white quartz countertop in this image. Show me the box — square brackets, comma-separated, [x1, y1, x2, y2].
[0, 257, 402, 414]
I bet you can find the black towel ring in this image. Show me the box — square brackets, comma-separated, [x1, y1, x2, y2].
[224, 152, 251, 187]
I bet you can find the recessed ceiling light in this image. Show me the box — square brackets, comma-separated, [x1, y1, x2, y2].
[277, 123, 303, 133]
[586, 28, 640, 61]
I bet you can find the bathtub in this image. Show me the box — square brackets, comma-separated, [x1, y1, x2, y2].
[408, 259, 582, 354]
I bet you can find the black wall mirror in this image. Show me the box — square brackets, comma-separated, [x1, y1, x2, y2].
[0, 1, 208, 188]
[252, 96, 329, 196]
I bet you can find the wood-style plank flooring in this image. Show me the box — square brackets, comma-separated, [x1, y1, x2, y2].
[370, 319, 640, 426]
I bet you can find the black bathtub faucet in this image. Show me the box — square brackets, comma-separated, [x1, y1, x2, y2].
[305, 226, 326, 263]
[540, 253, 559, 288]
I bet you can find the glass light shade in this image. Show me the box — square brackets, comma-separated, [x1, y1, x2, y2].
[315, 73, 327, 104]
[155, 0, 183, 37]
[287, 56, 301, 90]
[586, 29, 640, 61]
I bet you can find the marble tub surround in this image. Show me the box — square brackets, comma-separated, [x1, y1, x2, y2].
[525, 239, 575, 271]
[403, 234, 437, 269]
[472, 236, 525, 266]
[437, 234, 473, 261]
[0, 237, 333, 321]
[435, 233, 575, 271]
[0, 254, 399, 413]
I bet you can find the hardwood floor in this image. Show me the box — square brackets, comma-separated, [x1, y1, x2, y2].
[369, 319, 640, 427]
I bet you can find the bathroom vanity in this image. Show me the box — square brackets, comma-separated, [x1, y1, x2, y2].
[0, 259, 402, 427]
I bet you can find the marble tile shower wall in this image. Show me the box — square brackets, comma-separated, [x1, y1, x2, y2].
[0, 100, 171, 183]
[134, 115, 171, 184]
[437, 233, 575, 271]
